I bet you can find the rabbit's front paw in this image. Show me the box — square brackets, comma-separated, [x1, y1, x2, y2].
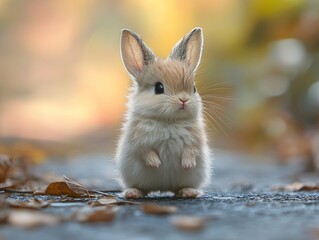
[144, 151, 161, 168]
[181, 149, 196, 170]
[123, 188, 144, 199]
[176, 188, 202, 198]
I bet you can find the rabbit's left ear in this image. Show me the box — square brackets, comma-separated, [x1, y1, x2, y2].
[169, 27, 203, 73]
[121, 29, 155, 79]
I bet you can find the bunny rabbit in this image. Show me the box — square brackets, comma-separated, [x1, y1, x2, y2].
[116, 27, 211, 199]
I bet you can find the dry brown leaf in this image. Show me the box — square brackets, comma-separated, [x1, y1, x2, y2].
[0, 180, 14, 190]
[44, 181, 81, 197]
[43, 176, 90, 198]
[97, 197, 118, 205]
[6, 198, 51, 209]
[8, 210, 60, 228]
[310, 227, 319, 239]
[0, 155, 12, 183]
[75, 206, 117, 223]
[171, 215, 206, 232]
[63, 176, 90, 197]
[141, 204, 177, 215]
[87, 198, 117, 207]
[98, 198, 141, 206]
[0, 195, 9, 223]
[0, 207, 8, 224]
[272, 182, 319, 192]
[89, 197, 140, 207]
[33, 189, 46, 195]
[5, 179, 46, 193]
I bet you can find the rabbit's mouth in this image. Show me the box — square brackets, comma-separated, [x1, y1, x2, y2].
[177, 105, 191, 113]
[178, 100, 189, 110]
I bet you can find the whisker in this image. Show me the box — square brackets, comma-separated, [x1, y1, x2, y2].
[204, 102, 233, 119]
[206, 104, 232, 125]
[197, 79, 235, 97]
[198, 86, 233, 92]
[199, 79, 235, 86]
[202, 109, 219, 133]
[198, 84, 234, 90]
[202, 101, 233, 121]
[202, 95, 234, 101]
[199, 88, 233, 93]
[201, 96, 234, 133]
[197, 81, 235, 91]
[203, 108, 228, 136]
[200, 90, 234, 95]
[202, 100, 232, 111]
[207, 109, 233, 127]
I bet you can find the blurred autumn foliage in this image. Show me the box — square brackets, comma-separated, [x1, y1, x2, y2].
[0, 0, 319, 166]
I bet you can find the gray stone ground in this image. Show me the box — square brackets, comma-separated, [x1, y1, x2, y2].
[2, 150, 319, 240]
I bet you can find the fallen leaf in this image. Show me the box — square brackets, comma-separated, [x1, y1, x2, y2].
[63, 176, 90, 197]
[89, 197, 141, 207]
[44, 181, 82, 197]
[0, 155, 12, 183]
[0, 180, 14, 190]
[0, 195, 9, 223]
[8, 210, 60, 228]
[171, 215, 206, 232]
[43, 176, 90, 198]
[74, 206, 117, 223]
[97, 197, 117, 205]
[311, 228, 319, 239]
[0, 208, 8, 224]
[245, 202, 256, 207]
[272, 182, 319, 192]
[33, 189, 46, 195]
[141, 204, 177, 215]
[6, 198, 51, 209]
[5, 179, 46, 193]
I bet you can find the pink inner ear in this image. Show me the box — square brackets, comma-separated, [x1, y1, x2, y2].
[186, 36, 202, 72]
[121, 33, 145, 77]
[127, 37, 143, 72]
[186, 45, 194, 65]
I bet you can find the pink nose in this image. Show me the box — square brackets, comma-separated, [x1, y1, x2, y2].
[179, 98, 189, 103]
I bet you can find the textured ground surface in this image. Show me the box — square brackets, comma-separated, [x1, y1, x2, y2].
[2, 150, 319, 240]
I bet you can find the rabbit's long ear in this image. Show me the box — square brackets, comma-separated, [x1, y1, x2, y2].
[169, 27, 203, 73]
[120, 29, 155, 78]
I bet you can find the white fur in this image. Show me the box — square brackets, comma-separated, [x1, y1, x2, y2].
[117, 111, 211, 192]
[116, 28, 212, 197]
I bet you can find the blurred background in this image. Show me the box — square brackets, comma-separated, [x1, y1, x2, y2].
[0, 0, 319, 170]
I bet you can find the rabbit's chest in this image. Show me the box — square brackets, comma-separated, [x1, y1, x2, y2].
[131, 120, 198, 155]
[158, 130, 185, 156]
[144, 124, 195, 158]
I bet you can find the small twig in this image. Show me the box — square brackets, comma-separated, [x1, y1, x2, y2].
[4, 189, 34, 194]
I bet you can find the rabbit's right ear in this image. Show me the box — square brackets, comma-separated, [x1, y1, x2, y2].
[169, 28, 203, 73]
[120, 29, 155, 79]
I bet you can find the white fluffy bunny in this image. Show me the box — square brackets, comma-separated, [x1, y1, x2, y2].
[117, 27, 211, 198]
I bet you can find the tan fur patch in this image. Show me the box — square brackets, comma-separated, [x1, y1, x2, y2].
[138, 58, 195, 94]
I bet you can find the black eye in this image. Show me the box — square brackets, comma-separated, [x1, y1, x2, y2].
[194, 86, 197, 93]
[155, 82, 164, 94]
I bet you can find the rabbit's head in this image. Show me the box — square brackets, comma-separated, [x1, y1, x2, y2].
[121, 28, 203, 122]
